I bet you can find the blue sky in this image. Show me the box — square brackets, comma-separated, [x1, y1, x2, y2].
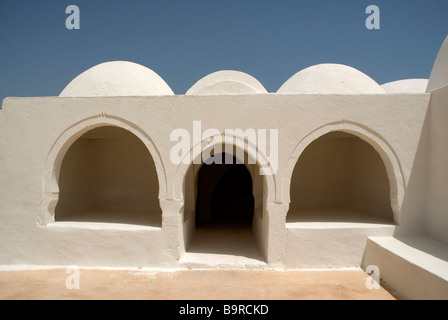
[0, 0, 447, 105]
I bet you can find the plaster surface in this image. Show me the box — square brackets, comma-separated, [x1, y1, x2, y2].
[362, 236, 448, 300]
[382, 79, 429, 93]
[285, 219, 394, 268]
[186, 70, 267, 95]
[277, 64, 386, 94]
[427, 35, 448, 92]
[59, 61, 174, 97]
[0, 93, 430, 269]
[425, 85, 448, 244]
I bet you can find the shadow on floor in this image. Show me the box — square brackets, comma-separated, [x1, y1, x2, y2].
[185, 219, 265, 263]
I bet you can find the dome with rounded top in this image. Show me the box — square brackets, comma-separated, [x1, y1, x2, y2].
[277, 63, 385, 94]
[427, 35, 448, 93]
[60, 61, 174, 97]
[382, 79, 429, 93]
[186, 70, 267, 95]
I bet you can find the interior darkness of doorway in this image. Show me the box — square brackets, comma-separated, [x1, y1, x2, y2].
[195, 153, 255, 228]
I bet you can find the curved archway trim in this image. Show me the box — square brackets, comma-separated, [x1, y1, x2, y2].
[284, 121, 406, 225]
[171, 134, 278, 205]
[39, 115, 167, 225]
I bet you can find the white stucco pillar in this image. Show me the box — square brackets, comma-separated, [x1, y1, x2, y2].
[264, 202, 288, 267]
[160, 199, 185, 261]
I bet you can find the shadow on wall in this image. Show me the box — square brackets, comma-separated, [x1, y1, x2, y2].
[395, 97, 431, 238]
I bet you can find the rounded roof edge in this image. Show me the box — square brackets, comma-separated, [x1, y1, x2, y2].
[382, 79, 429, 93]
[277, 63, 385, 94]
[59, 61, 174, 97]
[427, 35, 448, 93]
[186, 70, 267, 95]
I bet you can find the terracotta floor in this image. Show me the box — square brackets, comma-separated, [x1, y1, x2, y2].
[0, 268, 397, 300]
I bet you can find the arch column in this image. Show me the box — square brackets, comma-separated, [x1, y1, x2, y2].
[160, 198, 185, 260]
[263, 202, 288, 266]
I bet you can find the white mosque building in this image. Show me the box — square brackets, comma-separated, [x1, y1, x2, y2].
[1, 35, 448, 299]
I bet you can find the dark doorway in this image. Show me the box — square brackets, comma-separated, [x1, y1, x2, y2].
[195, 153, 254, 228]
[182, 151, 265, 265]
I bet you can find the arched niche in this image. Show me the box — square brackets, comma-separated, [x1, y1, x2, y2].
[54, 126, 162, 226]
[288, 131, 394, 224]
[40, 116, 167, 228]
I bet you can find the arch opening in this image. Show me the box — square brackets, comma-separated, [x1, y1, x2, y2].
[183, 149, 265, 263]
[54, 126, 162, 227]
[197, 153, 254, 227]
[288, 131, 394, 224]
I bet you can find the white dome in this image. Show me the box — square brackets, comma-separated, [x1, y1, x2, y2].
[186, 70, 267, 95]
[277, 64, 385, 94]
[427, 35, 448, 93]
[382, 79, 429, 93]
[60, 61, 174, 97]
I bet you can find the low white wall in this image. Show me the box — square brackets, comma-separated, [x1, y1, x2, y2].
[6, 222, 168, 268]
[362, 237, 448, 300]
[0, 94, 430, 268]
[285, 224, 395, 268]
